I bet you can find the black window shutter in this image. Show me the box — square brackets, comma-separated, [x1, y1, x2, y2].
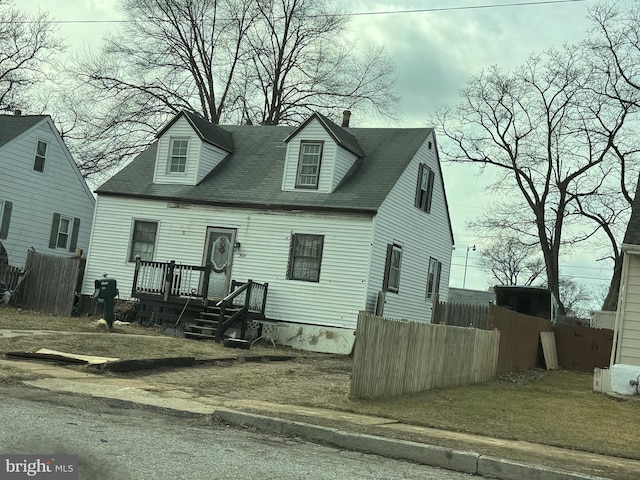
[0, 201, 12, 239]
[286, 234, 296, 279]
[69, 218, 81, 252]
[425, 168, 435, 213]
[434, 261, 442, 296]
[414, 164, 424, 208]
[382, 243, 393, 291]
[49, 213, 60, 249]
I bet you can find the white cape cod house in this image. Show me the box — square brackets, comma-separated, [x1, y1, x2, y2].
[0, 113, 95, 269]
[81, 111, 454, 353]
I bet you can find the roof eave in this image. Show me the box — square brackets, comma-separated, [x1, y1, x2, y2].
[95, 190, 378, 215]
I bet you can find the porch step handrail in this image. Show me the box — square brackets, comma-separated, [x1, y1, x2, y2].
[214, 279, 269, 342]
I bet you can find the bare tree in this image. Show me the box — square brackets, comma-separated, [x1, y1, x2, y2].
[558, 276, 593, 318]
[582, 1, 640, 310]
[0, 1, 63, 112]
[476, 236, 545, 287]
[436, 46, 631, 314]
[242, 0, 397, 125]
[62, 0, 397, 177]
[61, 0, 256, 177]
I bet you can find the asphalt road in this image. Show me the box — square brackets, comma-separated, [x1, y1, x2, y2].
[0, 387, 475, 480]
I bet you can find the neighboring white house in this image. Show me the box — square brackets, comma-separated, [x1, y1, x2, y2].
[81, 110, 454, 352]
[602, 175, 640, 395]
[0, 113, 95, 269]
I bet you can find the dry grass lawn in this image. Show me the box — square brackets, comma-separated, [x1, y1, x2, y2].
[2, 305, 640, 471]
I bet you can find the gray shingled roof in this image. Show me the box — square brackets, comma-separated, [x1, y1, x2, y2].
[155, 111, 234, 152]
[97, 122, 432, 213]
[285, 112, 364, 157]
[0, 115, 47, 148]
[623, 174, 640, 245]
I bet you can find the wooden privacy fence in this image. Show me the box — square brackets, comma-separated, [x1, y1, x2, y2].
[350, 312, 500, 399]
[432, 299, 490, 329]
[554, 323, 613, 371]
[433, 303, 613, 373]
[489, 304, 555, 374]
[21, 251, 85, 316]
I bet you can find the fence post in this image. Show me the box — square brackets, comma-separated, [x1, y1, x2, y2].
[132, 257, 141, 297]
[202, 262, 211, 307]
[164, 260, 175, 302]
[431, 292, 440, 324]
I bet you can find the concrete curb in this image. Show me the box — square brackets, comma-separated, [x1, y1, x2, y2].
[213, 408, 611, 480]
[478, 456, 609, 480]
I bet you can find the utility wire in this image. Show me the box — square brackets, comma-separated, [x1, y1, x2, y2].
[6, 0, 588, 24]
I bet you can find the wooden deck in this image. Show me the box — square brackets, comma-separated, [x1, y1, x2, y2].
[131, 259, 268, 341]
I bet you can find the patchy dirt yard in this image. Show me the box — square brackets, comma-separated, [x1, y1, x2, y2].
[118, 355, 353, 408]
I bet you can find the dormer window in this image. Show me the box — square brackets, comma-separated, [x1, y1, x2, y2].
[296, 141, 323, 188]
[169, 138, 189, 173]
[34, 140, 47, 172]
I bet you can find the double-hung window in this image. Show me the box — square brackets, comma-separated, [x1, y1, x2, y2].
[34, 140, 48, 172]
[415, 163, 434, 213]
[295, 141, 323, 188]
[48, 213, 80, 252]
[129, 220, 158, 261]
[169, 138, 189, 173]
[426, 257, 442, 299]
[288, 234, 324, 282]
[383, 243, 402, 293]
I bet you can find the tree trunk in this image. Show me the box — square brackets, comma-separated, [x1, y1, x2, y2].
[601, 252, 624, 311]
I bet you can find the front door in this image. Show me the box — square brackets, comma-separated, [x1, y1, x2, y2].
[203, 227, 236, 299]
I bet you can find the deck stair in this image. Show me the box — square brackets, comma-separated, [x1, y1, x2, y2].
[183, 305, 242, 340]
[183, 279, 268, 342]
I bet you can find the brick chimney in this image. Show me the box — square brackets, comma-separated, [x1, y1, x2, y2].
[342, 110, 351, 128]
[14, 109, 21, 116]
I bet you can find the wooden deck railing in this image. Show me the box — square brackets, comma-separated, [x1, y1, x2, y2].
[132, 259, 212, 302]
[131, 260, 268, 317]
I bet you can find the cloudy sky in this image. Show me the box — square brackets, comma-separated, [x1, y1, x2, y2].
[19, 0, 635, 304]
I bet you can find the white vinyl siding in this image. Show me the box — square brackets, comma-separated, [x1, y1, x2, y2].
[617, 253, 640, 366]
[197, 142, 228, 184]
[154, 116, 228, 185]
[282, 119, 336, 193]
[154, 116, 201, 185]
[332, 147, 358, 191]
[82, 196, 374, 329]
[367, 132, 453, 323]
[0, 119, 95, 268]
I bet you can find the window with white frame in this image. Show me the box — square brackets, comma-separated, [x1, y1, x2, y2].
[48, 213, 79, 251]
[169, 138, 189, 173]
[129, 220, 158, 261]
[34, 140, 48, 172]
[415, 163, 434, 213]
[56, 216, 72, 249]
[295, 141, 323, 188]
[288, 234, 324, 282]
[383, 243, 402, 293]
[426, 257, 442, 299]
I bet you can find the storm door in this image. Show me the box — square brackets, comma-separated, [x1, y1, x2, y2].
[202, 227, 236, 299]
